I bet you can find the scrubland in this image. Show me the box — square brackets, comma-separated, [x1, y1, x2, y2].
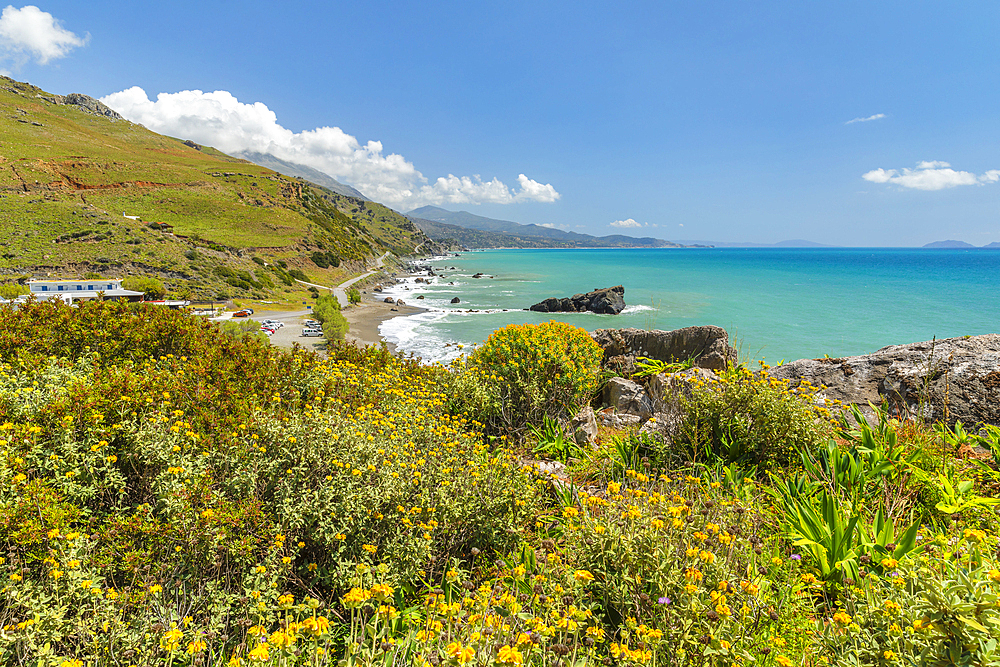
[3, 303, 1000, 667]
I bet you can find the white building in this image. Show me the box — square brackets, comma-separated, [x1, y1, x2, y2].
[27, 279, 145, 303]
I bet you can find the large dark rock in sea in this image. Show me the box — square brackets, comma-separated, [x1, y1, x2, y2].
[530, 285, 626, 315]
[592, 326, 736, 372]
[769, 334, 1000, 426]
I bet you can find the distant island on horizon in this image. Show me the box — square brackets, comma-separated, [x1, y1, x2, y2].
[922, 240, 1000, 249]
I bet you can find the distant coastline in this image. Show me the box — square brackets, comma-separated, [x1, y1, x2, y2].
[381, 246, 1000, 365]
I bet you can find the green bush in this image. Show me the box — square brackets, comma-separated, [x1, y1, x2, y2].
[674, 365, 830, 468]
[314, 293, 347, 340]
[0, 305, 537, 662]
[219, 318, 269, 343]
[0, 284, 27, 300]
[347, 287, 361, 304]
[818, 532, 1000, 666]
[122, 276, 166, 299]
[453, 321, 603, 433]
[310, 251, 340, 269]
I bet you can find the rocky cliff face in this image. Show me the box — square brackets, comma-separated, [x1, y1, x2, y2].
[530, 285, 626, 315]
[770, 334, 1000, 425]
[591, 325, 736, 372]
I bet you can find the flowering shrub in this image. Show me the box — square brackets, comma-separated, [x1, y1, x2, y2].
[452, 321, 603, 433]
[817, 530, 1000, 666]
[676, 364, 831, 468]
[4, 300, 1000, 666]
[548, 469, 818, 665]
[0, 303, 538, 663]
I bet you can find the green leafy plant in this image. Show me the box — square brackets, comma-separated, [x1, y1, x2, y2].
[676, 364, 830, 468]
[631, 355, 694, 379]
[529, 416, 583, 463]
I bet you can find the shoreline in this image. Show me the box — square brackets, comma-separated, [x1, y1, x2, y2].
[342, 292, 428, 353]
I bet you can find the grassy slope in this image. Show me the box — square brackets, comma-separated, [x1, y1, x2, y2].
[0, 77, 429, 301]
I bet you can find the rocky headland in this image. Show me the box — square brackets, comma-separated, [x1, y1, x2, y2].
[585, 328, 1000, 445]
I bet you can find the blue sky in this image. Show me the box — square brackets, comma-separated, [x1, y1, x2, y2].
[3, 1, 999, 245]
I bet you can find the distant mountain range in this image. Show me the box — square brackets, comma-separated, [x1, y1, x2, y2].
[233, 151, 370, 200]
[923, 240, 1000, 249]
[406, 206, 691, 249]
[673, 239, 835, 248]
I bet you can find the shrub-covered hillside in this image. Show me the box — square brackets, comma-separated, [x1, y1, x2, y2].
[3, 303, 1000, 666]
[0, 76, 430, 301]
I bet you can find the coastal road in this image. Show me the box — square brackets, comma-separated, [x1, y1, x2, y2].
[296, 251, 391, 306]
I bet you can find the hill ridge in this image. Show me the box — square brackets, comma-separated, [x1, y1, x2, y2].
[0, 75, 431, 303]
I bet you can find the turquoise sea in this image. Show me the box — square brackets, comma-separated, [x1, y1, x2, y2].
[378, 248, 1000, 365]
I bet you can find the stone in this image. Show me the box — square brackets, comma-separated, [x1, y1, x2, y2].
[416, 295, 424, 299]
[451, 297, 461, 304]
[530, 285, 626, 315]
[769, 334, 1000, 426]
[396, 299, 406, 306]
[596, 410, 643, 429]
[570, 406, 599, 446]
[383, 297, 394, 303]
[591, 326, 736, 373]
[604, 377, 653, 419]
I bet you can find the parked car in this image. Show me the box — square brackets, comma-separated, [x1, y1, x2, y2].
[232, 310, 251, 318]
[301, 329, 323, 337]
[304, 319, 319, 326]
[262, 320, 284, 328]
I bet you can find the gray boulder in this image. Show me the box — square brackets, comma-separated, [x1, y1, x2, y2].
[451, 297, 461, 304]
[570, 406, 599, 446]
[769, 334, 1000, 426]
[591, 326, 736, 373]
[604, 377, 653, 419]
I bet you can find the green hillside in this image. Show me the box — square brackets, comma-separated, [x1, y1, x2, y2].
[0, 76, 429, 302]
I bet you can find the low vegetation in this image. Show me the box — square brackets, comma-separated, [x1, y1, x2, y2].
[3, 303, 1000, 666]
[0, 76, 430, 303]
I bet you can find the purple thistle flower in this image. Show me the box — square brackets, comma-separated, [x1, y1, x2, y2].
[790, 554, 802, 561]
[658, 597, 671, 605]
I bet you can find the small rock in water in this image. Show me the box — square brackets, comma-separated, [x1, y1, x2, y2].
[451, 297, 461, 304]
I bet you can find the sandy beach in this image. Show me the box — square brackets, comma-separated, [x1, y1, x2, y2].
[342, 293, 426, 353]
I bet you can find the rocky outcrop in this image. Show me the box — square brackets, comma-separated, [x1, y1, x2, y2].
[769, 334, 1000, 426]
[62, 93, 125, 121]
[604, 377, 653, 420]
[451, 297, 461, 304]
[530, 285, 625, 315]
[592, 326, 736, 373]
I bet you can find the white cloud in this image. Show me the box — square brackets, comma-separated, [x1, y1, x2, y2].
[99, 86, 559, 208]
[0, 5, 87, 69]
[846, 113, 886, 125]
[610, 218, 642, 228]
[862, 160, 999, 191]
[678, 223, 684, 227]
